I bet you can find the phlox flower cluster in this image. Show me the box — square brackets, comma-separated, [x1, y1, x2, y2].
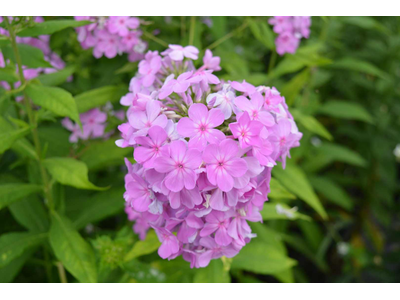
[0, 17, 68, 93]
[269, 16, 311, 55]
[74, 16, 147, 61]
[62, 104, 124, 143]
[119, 44, 302, 268]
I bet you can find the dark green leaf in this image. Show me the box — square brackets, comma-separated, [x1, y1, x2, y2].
[193, 259, 230, 283]
[0, 66, 18, 83]
[0, 248, 35, 283]
[318, 100, 374, 123]
[0, 232, 47, 267]
[0, 183, 42, 210]
[9, 196, 49, 232]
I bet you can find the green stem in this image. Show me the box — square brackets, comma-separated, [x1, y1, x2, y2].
[206, 21, 249, 50]
[268, 50, 277, 73]
[188, 16, 196, 45]
[56, 261, 68, 283]
[4, 17, 54, 210]
[142, 30, 168, 48]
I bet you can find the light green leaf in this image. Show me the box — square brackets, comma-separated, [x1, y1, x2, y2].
[292, 110, 333, 141]
[43, 157, 108, 191]
[11, 138, 38, 160]
[260, 202, 311, 221]
[193, 259, 230, 283]
[280, 68, 311, 106]
[37, 66, 75, 86]
[0, 232, 47, 267]
[25, 84, 81, 125]
[124, 230, 160, 262]
[248, 19, 275, 49]
[231, 240, 296, 275]
[330, 57, 390, 80]
[9, 196, 49, 232]
[70, 187, 125, 230]
[49, 211, 97, 283]
[310, 176, 354, 211]
[318, 100, 374, 124]
[0, 66, 18, 83]
[269, 178, 296, 199]
[1, 44, 52, 68]
[272, 163, 328, 219]
[80, 139, 132, 170]
[17, 20, 92, 37]
[75, 86, 127, 113]
[0, 183, 43, 210]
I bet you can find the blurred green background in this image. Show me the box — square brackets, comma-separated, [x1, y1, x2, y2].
[1, 16, 399, 283]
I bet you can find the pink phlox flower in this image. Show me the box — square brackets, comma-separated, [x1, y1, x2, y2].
[206, 84, 237, 120]
[177, 103, 225, 150]
[107, 16, 140, 37]
[203, 139, 248, 192]
[229, 111, 264, 148]
[158, 71, 194, 99]
[80, 108, 107, 139]
[197, 236, 239, 267]
[268, 16, 293, 34]
[138, 53, 162, 87]
[128, 100, 167, 137]
[202, 49, 221, 71]
[125, 172, 154, 212]
[293, 16, 311, 39]
[154, 140, 202, 192]
[234, 92, 275, 127]
[162, 44, 199, 61]
[275, 31, 300, 55]
[93, 29, 121, 58]
[154, 227, 180, 259]
[134, 125, 168, 169]
[61, 118, 82, 143]
[230, 80, 256, 95]
[199, 211, 232, 246]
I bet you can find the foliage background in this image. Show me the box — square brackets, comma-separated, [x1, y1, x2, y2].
[1, 16, 399, 283]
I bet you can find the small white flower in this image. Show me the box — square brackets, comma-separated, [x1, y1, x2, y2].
[393, 144, 400, 159]
[337, 242, 349, 256]
[276, 204, 298, 219]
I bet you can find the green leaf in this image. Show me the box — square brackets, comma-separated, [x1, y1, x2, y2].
[269, 44, 331, 78]
[318, 100, 374, 124]
[11, 138, 38, 160]
[9, 196, 49, 232]
[280, 68, 311, 106]
[260, 202, 311, 221]
[0, 232, 47, 268]
[269, 178, 296, 199]
[1, 44, 52, 68]
[0, 118, 31, 154]
[330, 57, 390, 80]
[193, 259, 230, 283]
[0, 248, 35, 283]
[36, 66, 75, 86]
[75, 86, 127, 113]
[124, 230, 160, 262]
[80, 139, 132, 170]
[309, 176, 354, 211]
[70, 188, 125, 230]
[248, 19, 275, 49]
[318, 142, 367, 168]
[0, 66, 18, 83]
[25, 84, 81, 125]
[341, 17, 388, 33]
[0, 183, 42, 210]
[43, 157, 108, 191]
[292, 110, 333, 141]
[272, 163, 328, 219]
[49, 211, 97, 283]
[18, 20, 92, 37]
[232, 240, 296, 275]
